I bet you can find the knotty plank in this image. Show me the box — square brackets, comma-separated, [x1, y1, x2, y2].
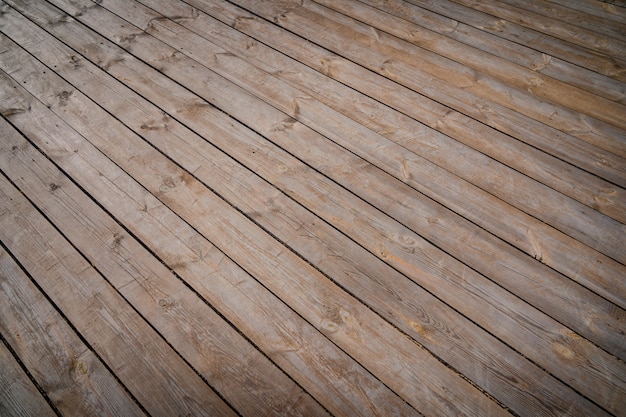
[169, 0, 626, 305]
[497, 0, 626, 40]
[0, 41, 495, 417]
[0, 15, 615, 417]
[0, 247, 146, 417]
[450, 0, 626, 56]
[404, 0, 626, 81]
[547, 0, 626, 22]
[0, 140, 237, 417]
[219, 0, 626, 259]
[264, 0, 626, 153]
[6, 0, 624, 412]
[90, 0, 615, 306]
[0, 124, 329, 417]
[0, 333, 56, 417]
[317, 0, 626, 126]
[358, 0, 626, 104]
[0, 89, 403, 417]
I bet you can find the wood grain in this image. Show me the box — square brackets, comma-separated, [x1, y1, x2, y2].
[0, 247, 146, 417]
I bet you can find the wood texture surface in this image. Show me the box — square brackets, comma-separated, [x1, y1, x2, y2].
[1, 0, 624, 416]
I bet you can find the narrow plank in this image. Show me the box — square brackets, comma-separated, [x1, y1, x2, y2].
[0, 141, 237, 417]
[5, 3, 624, 414]
[76, 0, 626, 292]
[316, 0, 626, 126]
[171, 0, 626, 301]
[0, 334, 57, 417]
[558, 0, 626, 21]
[0, 125, 330, 417]
[0, 247, 146, 417]
[544, 0, 626, 23]
[357, 0, 626, 104]
[0, 15, 615, 417]
[496, 0, 626, 40]
[219, 0, 626, 259]
[405, 0, 626, 81]
[266, 0, 626, 151]
[450, 0, 626, 58]
[0, 92, 398, 417]
[0, 46, 495, 417]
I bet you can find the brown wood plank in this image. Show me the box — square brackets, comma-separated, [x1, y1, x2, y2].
[316, 0, 626, 126]
[496, 0, 626, 40]
[544, 0, 626, 22]
[0, 10, 617, 417]
[0, 332, 57, 417]
[357, 0, 626, 104]
[0, 162, 237, 417]
[80, 0, 615, 308]
[0, 122, 330, 416]
[6, 1, 624, 412]
[262, 0, 626, 154]
[0, 247, 146, 417]
[0, 82, 413, 417]
[405, 0, 626, 80]
[0, 28, 499, 417]
[449, 0, 626, 58]
[168, 0, 626, 306]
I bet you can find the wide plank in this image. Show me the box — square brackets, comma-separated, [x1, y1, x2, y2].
[3, 1, 620, 412]
[0, 247, 146, 417]
[0, 330, 57, 417]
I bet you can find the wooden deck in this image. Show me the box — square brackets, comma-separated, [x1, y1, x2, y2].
[0, 0, 625, 415]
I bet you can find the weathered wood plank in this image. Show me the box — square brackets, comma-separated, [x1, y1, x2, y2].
[317, 0, 626, 127]
[165, 0, 626, 305]
[449, 0, 626, 58]
[0, 13, 617, 417]
[496, 0, 626, 40]
[405, 0, 626, 81]
[0, 135, 237, 417]
[358, 0, 626, 104]
[0, 331, 57, 417]
[6, 2, 624, 412]
[0, 124, 330, 417]
[0, 40, 500, 417]
[0, 247, 146, 417]
[544, 0, 626, 23]
[0, 87, 411, 417]
[83, 0, 626, 302]
[261, 0, 626, 154]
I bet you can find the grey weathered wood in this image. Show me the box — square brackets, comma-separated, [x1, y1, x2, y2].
[449, 0, 626, 56]
[405, 0, 626, 80]
[357, 0, 626, 104]
[544, 0, 626, 22]
[496, 0, 626, 40]
[316, 0, 626, 127]
[0, 136, 237, 416]
[0, 12, 618, 417]
[159, 0, 626, 306]
[0, 330, 57, 417]
[0, 38, 498, 417]
[0, 248, 146, 417]
[4, 2, 625, 415]
[0, 87, 413, 417]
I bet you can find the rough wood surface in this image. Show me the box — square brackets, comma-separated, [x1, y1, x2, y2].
[0, 331, 57, 417]
[1, 0, 625, 415]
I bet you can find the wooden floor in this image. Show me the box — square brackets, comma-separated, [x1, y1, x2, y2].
[1, 0, 625, 415]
